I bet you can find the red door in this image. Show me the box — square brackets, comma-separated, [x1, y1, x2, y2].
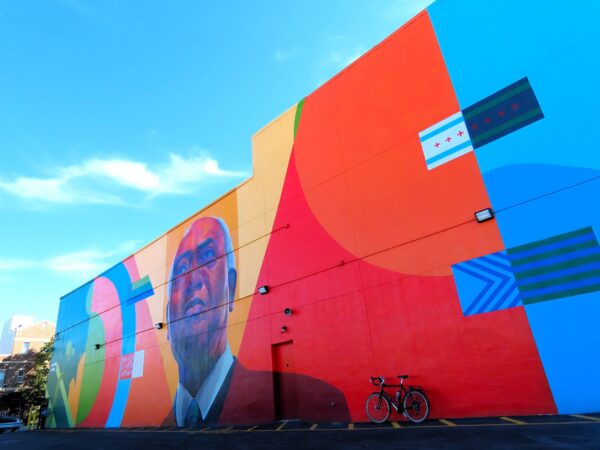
[272, 341, 298, 420]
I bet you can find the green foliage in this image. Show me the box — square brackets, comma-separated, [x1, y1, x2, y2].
[19, 339, 54, 407]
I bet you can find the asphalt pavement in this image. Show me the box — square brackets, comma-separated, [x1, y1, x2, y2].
[2, 413, 600, 449]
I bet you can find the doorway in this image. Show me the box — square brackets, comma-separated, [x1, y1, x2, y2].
[272, 341, 298, 420]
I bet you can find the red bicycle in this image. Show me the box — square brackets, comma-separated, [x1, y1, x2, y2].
[365, 375, 430, 424]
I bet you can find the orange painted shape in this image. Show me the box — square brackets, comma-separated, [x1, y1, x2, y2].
[293, 11, 503, 274]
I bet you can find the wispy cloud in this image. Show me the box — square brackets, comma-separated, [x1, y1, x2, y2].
[274, 48, 300, 62]
[0, 150, 246, 205]
[0, 240, 139, 280]
[379, 0, 434, 24]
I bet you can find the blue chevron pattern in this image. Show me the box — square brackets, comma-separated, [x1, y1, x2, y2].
[452, 251, 523, 316]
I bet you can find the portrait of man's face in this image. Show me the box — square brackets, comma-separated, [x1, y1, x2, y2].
[167, 217, 236, 365]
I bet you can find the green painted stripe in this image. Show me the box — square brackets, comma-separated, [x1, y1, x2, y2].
[294, 98, 305, 139]
[523, 282, 600, 304]
[131, 275, 151, 291]
[510, 240, 599, 266]
[514, 254, 600, 280]
[463, 81, 531, 119]
[507, 227, 593, 255]
[518, 268, 600, 292]
[471, 108, 543, 145]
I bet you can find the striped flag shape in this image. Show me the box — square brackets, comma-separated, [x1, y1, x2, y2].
[507, 227, 600, 305]
[452, 251, 523, 316]
[463, 77, 544, 148]
[418, 112, 473, 170]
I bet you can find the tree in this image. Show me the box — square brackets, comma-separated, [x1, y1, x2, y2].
[19, 339, 54, 408]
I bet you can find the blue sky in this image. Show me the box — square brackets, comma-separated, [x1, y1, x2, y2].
[0, 0, 432, 328]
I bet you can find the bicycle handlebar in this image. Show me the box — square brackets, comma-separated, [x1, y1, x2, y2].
[370, 376, 384, 386]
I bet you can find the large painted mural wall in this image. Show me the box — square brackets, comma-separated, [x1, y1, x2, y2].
[47, 0, 600, 427]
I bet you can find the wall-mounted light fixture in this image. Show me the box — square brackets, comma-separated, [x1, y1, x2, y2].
[94, 344, 101, 350]
[474, 208, 494, 223]
[284, 308, 292, 316]
[154, 322, 163, 330]
[281, 326, 287, 333]
[258, 286, 269, 295]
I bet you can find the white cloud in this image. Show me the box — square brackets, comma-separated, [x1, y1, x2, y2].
[274, 48, 299, 62]
[0, 240, 139, 280]
[0, 151, 246, 205]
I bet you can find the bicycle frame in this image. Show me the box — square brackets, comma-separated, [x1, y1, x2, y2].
[372, 377, 409, 412]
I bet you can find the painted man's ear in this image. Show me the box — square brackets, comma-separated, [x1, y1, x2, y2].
[228, 268, 237, 312]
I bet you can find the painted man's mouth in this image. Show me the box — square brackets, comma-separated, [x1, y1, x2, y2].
[184, 297, 206, 316]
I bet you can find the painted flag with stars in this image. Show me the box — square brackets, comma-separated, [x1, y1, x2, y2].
[419, 111, 473, 170]
[463, 77, 544, 148]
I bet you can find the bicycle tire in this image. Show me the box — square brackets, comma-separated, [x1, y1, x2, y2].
[403, 389, 429, 423]
[365, 393, 391, 424]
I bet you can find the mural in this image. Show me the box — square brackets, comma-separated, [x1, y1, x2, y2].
[48, 0, 600, 427]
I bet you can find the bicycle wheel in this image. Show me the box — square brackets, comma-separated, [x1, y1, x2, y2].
[403, 389, 429, 423]
[365, 393, 391, 424]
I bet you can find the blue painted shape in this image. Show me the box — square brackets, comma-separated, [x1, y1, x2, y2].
[463, 77, 544, 148]
[524, 291, 600, 413]
[428, 0, 600, 247]
[106, 379, 132, 428]
[100, 262, 137, 427]
[128, 276, 154, 304]
[452, 251, 523, 315]
[492, 168, 600, 248]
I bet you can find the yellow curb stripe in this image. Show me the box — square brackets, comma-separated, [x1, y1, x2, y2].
[439, 419, 457, 427]
[276, 421, 288, 431]
[500, 416, 526, 425]
[391, 421, 401, 428]
[310, 424, 318, 430]
[570, 414, 600, 422]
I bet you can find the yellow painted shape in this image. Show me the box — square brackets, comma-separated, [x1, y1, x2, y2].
[66, 354, 86, 424]
[233, 104, 297, 355]
[439, 419, 457, 426]
[571, 414, 600, 422]
[347, 423, 355, 430]
[391, 421, 401, 428]
[499, 416, 526, 425]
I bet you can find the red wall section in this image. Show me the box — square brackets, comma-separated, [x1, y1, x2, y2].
[236, 11, 556, 421]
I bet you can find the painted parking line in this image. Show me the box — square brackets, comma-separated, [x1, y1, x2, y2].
[439, 419, 457, 427]
[310, 424, 318, 430]
[347, 423, 354, 430]
[276, 421, 288, 431]
[571, 414, 600, 422]
[391, 421, 401, 428]
[246, 425, 258, 431]
[500, 417, 527, 425]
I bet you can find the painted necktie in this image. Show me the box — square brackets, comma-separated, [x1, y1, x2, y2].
[184, 400, 201, 427]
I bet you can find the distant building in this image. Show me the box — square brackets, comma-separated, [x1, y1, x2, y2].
[0, 316, 55, 415]
[0, 316, 55, 357]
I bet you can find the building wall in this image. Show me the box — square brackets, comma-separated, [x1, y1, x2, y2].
[12, 321, 56, 355]
[47, 0, 600, 428]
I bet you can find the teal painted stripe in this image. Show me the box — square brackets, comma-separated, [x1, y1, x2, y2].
[507, 227, 593, 255]
[463, 80, 530, 119]
[523, 283, 600, 305]
[510, 240, 599, 267]
[518, 268, 600, 292]
[513, 253, 600, 280]
[471, 108, 543, 146]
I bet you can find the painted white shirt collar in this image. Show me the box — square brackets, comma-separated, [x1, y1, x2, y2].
[174, 344, 234, 426]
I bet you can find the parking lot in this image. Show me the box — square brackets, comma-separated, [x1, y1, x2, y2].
[2, 413, 600, 449]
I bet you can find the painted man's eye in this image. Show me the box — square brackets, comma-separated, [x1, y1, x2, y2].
[200, 248, 216, 265]
[174, 261, 189, 276]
